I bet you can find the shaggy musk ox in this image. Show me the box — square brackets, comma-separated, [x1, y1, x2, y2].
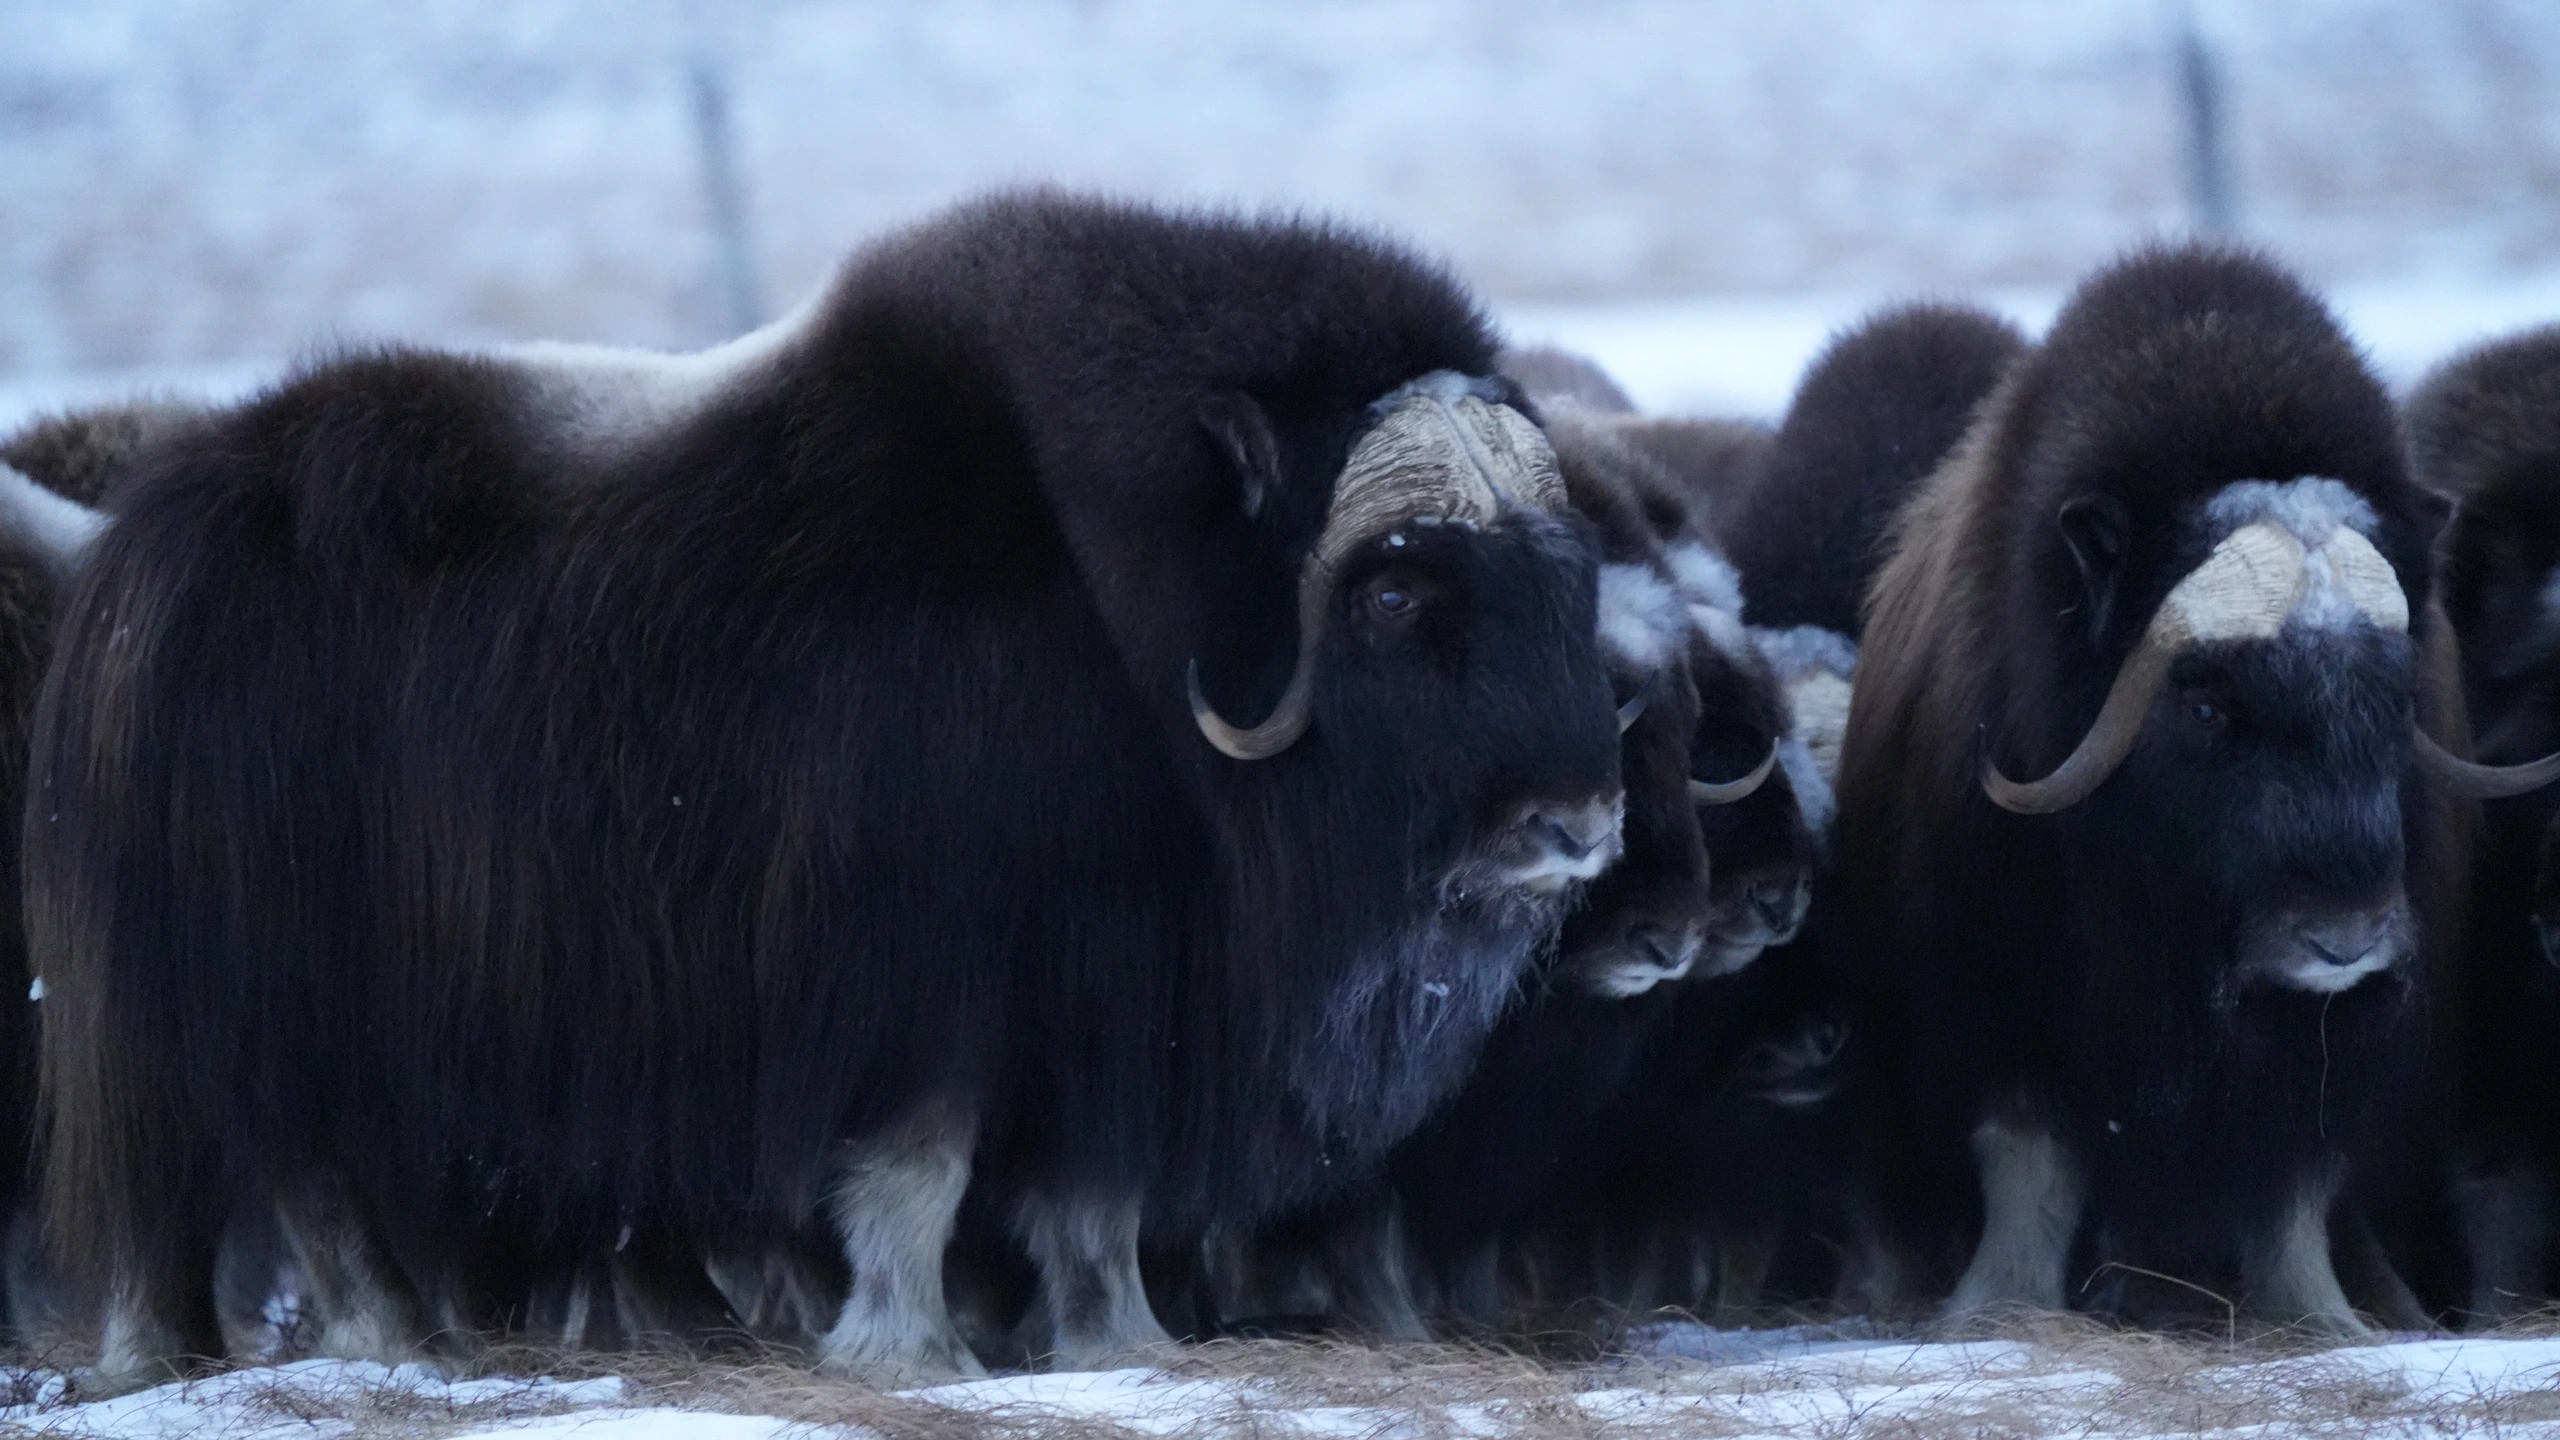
[32, 192, 1631, 1386]
[2410, 324, 2560, 1319]
[1837, 246, 2555, 1333]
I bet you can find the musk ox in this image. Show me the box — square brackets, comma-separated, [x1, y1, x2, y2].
[2409, 323, 2560, 1319]
[32, 191, 1633, 1387]
[1836, 246, 2553, 1333]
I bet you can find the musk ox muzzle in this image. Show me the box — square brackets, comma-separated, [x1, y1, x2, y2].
[1983, 493, 2560, 813]
[1186, 371, 1570, 760]
[2238, 898, 2416, 994]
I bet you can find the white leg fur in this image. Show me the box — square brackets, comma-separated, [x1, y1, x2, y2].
[1012, 1190, 1173, 1370]
[2457, 1165, 2554, 1323]
[817, 1099, 986, 1381]
[93, 1298, 203, 1396]
[1944, 1112, 2083, 1320]
[2241, 1172, 2371, 1337]
[273, 1184, 442, 1368]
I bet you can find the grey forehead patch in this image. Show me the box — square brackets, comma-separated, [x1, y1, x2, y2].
[2199, 476, 2379, 548]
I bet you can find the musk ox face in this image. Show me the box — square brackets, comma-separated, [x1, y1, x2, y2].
[2015, 477, 2430, 997]
[1276, 506, 1624, 1158]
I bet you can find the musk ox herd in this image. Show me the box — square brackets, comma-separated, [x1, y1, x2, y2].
[6, 191, 2560, 1391]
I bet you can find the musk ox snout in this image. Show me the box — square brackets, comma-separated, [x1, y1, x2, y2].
[1702, 867, 1812, 976]
[2239, 899, 2414, 994]
[1494, 792, 1626, 895]
[1572, 917, 1704, 997]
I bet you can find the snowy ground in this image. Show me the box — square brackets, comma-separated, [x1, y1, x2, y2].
[6, 1323, 2559, 1438]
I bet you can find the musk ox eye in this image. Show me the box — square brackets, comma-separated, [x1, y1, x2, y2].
[2183, 691, 2226, 729]
[1367, 575, 1420, 618]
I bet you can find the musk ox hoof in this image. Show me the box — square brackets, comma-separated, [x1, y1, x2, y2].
[72, 1355, 208, 1402]
[817, 1328, 987, 1387]
[2263, 1307, 2378, 1342]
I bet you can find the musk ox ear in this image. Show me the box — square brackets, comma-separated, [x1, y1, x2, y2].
[1198, 390, 1284, 521]
[2058, 495, 2130, 640]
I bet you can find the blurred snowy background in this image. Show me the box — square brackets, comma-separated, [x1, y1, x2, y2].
[3, 0, 2557, 420]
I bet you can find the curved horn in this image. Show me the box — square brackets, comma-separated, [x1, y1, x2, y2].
[1984, 522, 2307, 815]
[2414, 729, 2560, 800]
[1617, 670, 1662, 734]
[1691, 741, 1779, 805]
[1188, 558, 1335, 760]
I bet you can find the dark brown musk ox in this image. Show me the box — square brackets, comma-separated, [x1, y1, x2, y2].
[2407, 323, 2560, 1321]
[29, 191, 1635, 1389]
[1836, 246, 2559, 1333]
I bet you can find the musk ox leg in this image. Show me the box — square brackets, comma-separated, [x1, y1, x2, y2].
[93, 1226, 226, 1395]
[272, 1181, 444, 1368]
[2240, 1174, 2371, 1337]
[1943, 1112, 2082, 1321]
[816, 1102, 984, 1382]
[1442, 1238, 1505, 1327]
[2455, 1164, 2553, 1324]
[1012, 1190, 1173, 1369]
[1713, 1223, 1779, 1322]
[708, 1230, 844, 1346]
[1318, 1192, 1428, 1341]
[609, 1228, 748, 1350]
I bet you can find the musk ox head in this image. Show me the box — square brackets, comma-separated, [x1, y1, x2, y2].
[1188, 371, 1626, 890]
[1180, 369, 1629, 1166]
[1985, 476, 2555, 992]
[1949, 248, 2559, 1004]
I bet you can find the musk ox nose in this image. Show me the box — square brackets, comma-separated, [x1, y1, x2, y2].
[1578, 921, 1702, 998]
[1502, 794, 1626, 894]
[2297, 912, 2389, 968]
[1750, 876, 1809, 935]
[2247, 901, 2412, 994]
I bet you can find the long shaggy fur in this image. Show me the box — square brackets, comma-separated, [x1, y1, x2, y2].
[29, 192, 1626, 1371]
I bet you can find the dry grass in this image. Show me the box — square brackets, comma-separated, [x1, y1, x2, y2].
[0, 1312, 2555, 1439]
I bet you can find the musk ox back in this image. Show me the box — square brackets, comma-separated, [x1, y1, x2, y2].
[33, 191, 1629, 1386]
[2411, 324, 2560, 1319]
[1837, 246, 2537, 1332]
